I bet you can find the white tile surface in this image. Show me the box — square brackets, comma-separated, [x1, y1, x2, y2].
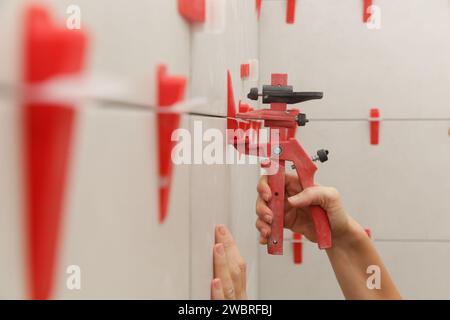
[298, 120, 450, 240]
[260, 0, 450, 119]
[190, 0, 259, 116]
[228, 147, 260, 299]
[259, 234, 343, 300]
[260, 238, 450, 299]
[376, 241, 450, 299]
[50, 105, 190, 299]
[0, 0, 190, 106]
[189, 115, 230, 298]
[0, 98, 26, 299]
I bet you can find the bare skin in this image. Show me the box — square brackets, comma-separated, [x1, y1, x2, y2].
[255, 173, 401, 300]
[211, 225, 247, 300]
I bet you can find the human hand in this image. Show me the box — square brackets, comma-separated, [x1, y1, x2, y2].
[255, 173, 352, 245]
[211, 225, 247, 300]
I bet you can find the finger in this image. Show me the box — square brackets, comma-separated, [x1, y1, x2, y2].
[259, 235, 268, 245]
[215, 225, 245, 265]
[288, 186, 337, 209]
[256, 176, 271, 202]
[211, 279, 225, 300]
[255, 219, 271, 238]
[215, 225, 246, 299]
[285, 173, 303, 195]
[213, 243, 235, 300]
[256, 197, 273, 224]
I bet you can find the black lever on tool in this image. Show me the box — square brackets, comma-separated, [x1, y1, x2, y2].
[248, 85, 323, 104]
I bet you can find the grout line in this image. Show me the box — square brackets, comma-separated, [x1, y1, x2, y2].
[286, 238, 450, 244]
[187, 20, 194, 301]
[310, 118, 450, 122]
[1, 83, 448, 122]
[188, 112, 228, 119]
[374, 238, 450, 243]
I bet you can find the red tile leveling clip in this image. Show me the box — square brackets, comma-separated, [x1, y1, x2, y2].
[23, 4, 88, 300]
[232, 74, 332, 254]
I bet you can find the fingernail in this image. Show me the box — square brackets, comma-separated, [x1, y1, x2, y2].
[218, 225, 226, 236]
[213, 279, 222, 289]
[265, 215, 272, 224]
[216, 244, 225, 256]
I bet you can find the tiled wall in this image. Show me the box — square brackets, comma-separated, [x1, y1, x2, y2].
[259, 0, 450, 299]
[0, 0, 449, 300]
[0, 0, 259, 299]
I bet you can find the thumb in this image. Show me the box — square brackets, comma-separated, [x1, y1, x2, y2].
[288, 186, 329, 209]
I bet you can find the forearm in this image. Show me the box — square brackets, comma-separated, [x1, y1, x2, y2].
[326, 218, 401, 300]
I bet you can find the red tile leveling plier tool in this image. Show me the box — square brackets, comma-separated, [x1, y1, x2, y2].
[233, 74, 332, 254]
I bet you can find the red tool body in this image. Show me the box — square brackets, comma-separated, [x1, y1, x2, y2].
[232, 74, 332, 254]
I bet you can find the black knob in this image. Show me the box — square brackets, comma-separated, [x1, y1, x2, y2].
[248, 88, 259, 101]
[296, 113, 309, 126]
[247, 86, 323, 105]
[316, 149, 329, 163]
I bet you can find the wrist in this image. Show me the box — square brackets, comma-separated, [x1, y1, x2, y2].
[329, 217, 367, 252]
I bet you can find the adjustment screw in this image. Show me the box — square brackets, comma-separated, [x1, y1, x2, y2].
[248, 88, 260, 101]
[296, 113, 309, 126]
[273, 146, 283, 156]
[312, 149, 329, 163]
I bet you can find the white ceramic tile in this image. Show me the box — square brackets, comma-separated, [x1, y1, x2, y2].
[189, 115, 261, 299]
[0, 98, 26, 299]
[190, 0, 259, 116]
[259, 233, 343, 300]
[376, 241, 450, 299]
[189, 115, 231, 298]
[0, 0, 190, 106]
[260, 238, 450, 299]
[51, 105, 190, 299]
[298, 120, 450, 240]
[228, 147, 260, 299]
[260, 0, 450, 119]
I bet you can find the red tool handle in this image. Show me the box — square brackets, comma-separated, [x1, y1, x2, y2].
[288, 139, 333, 250]
[264, 149, 333, 253]
[266, 161, 285, 255]
[266, 171, 332, 253]
[310, 205, 332, 249]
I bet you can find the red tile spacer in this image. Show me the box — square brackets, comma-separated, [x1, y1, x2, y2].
[256, 0, 262, 19]
[293, 233, 303, 264]
[227, 71, 238, 131]
[250, 120, 261, 149]
[365, 228, 372, 239]
[369, 108, 380, 145]
[286, 0, 296, 24]
[157, 65, 187, 224]
[238, 102, 251, 114]
[240, 63, 250, 79]
[24, 6, 87, 83]
[24, 106, 75, 301]
[157, 65, 186, 106]
[238, 102, 253, 131]
[239, 101, 260, 147]
[23, 5, 87, 300]
[238, 102, 255, 159]
[363, 0, 373, 23]
[178, 0, 205, 24]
